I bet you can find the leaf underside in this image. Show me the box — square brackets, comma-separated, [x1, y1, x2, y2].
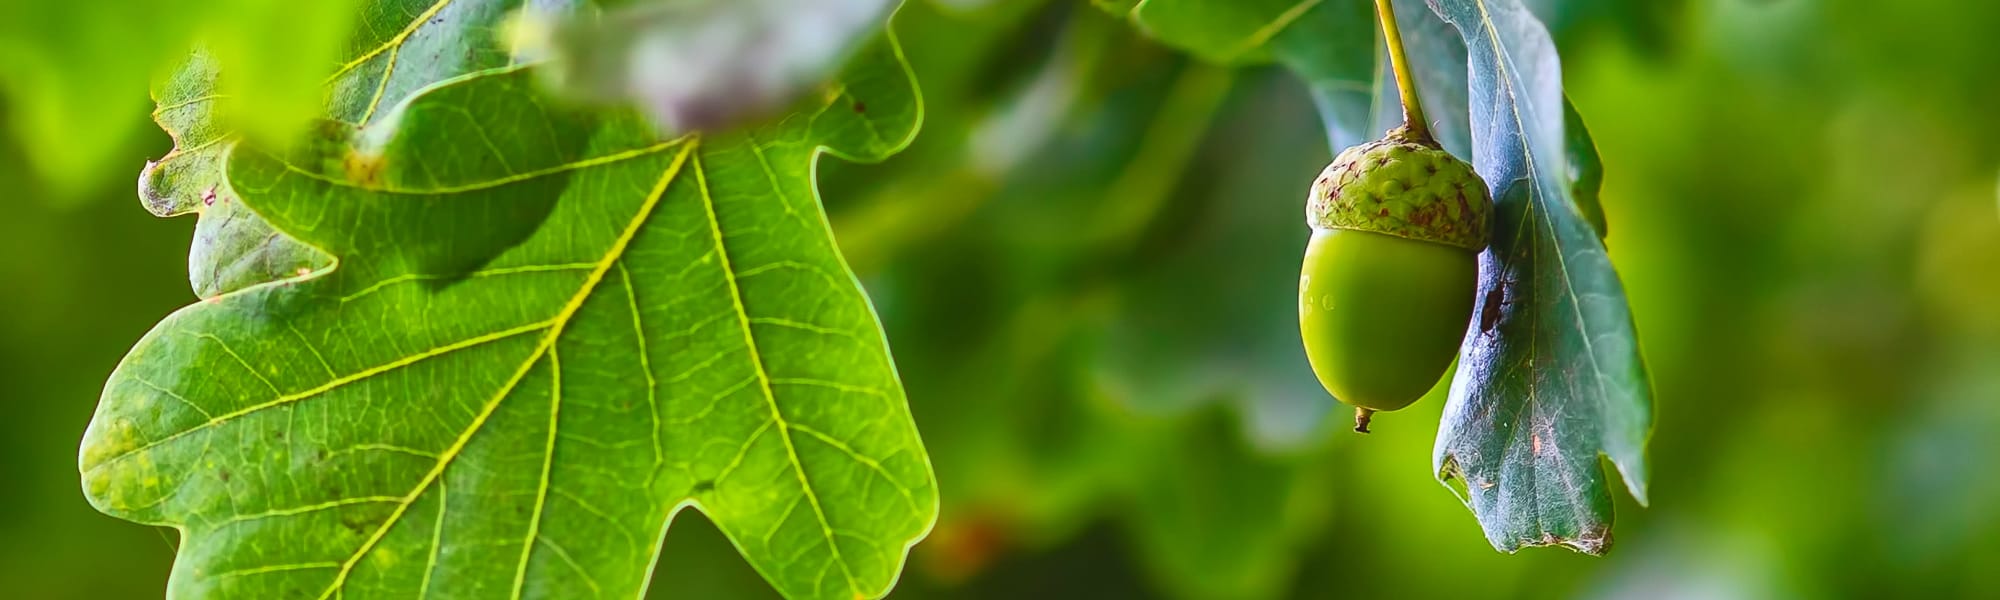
[1429, 0, 1652, 555]
[82, 2, 938, 598]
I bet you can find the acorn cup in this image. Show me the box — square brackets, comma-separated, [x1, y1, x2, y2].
[1299, 125, 1493, 433]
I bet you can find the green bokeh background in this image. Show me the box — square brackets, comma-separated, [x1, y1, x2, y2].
[4, 0, 1999, 598]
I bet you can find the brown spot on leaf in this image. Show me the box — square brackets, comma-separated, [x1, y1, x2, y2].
[1480, 286, 1506, 334]
[343, 151, 386, 186]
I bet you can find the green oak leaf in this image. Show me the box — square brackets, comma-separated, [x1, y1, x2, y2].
[79, 24, 938, 600]
[142, 0, 536, 298]
[1428, 0, 1652, 554]
[143, 50, 330, 300]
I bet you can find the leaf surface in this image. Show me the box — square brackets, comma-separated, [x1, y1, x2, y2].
[1428, 0, 1651, 554]
[142, 0, 536, 298]
[81, 22, 937, 600]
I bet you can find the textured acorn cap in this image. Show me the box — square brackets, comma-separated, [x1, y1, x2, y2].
[1307, 127, 1493, 251]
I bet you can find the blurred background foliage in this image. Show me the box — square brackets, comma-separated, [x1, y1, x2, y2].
[4, 0, 2000, 598]
[0, 0, 364, 195]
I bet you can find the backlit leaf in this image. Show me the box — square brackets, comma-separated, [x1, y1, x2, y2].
[141, 0, 539, 298]
[80, 20, 937, 600]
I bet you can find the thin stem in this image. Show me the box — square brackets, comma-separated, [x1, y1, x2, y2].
[1374, 0, 1432, 144]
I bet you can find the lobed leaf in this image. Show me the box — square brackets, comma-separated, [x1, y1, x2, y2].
[1428, 0, 1652, 555]
[142, 0, 540, 299]
[81, 14, 937, 600]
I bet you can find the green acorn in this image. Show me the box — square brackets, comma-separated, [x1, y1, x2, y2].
[1299, 125, 1492, 433]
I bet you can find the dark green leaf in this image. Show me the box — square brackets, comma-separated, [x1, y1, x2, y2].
[79, 25, 937, 600]
[1427, 0, 1652, 555]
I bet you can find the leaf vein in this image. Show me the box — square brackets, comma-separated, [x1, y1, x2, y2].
[86, 320, 551, 476]
[314, 142, 697, 598]
[693, 153, 858, 595]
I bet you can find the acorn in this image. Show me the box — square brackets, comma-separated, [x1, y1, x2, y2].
[1299, 125, 1492, 433]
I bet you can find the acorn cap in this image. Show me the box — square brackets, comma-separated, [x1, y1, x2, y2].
[1307, 127, 1493, 252]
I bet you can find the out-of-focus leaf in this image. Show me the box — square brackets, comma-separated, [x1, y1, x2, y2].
[865, 23, 1347, 594]
[533, 0, 895, 134]
[1122, 408, 1332, 600]
[1099, 0, 1466, 152]
[1522, 0, 1685, 59]
[79, 24, 938, 600]
[0, 0, 362, 197]
[141, 0, 547, 298]
[1092, 71, 1333, 447]
[1428, 0, 1652, 555]
[1881, 343, 2000, 570]
[1097, 0, 1369, 148]
[834, 0, 1103, 271]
